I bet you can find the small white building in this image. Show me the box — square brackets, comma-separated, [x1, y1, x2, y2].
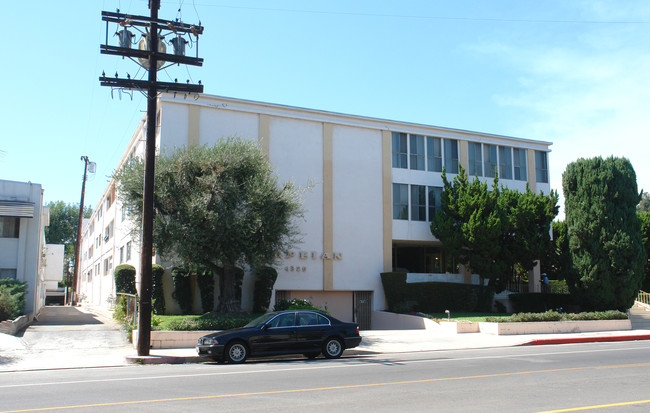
[0, 180, 51, 317]
[78, 94, 552, 328]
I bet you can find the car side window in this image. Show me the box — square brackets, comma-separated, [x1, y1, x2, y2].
[269, 313, 295, 328]
[316, 314, 330, 325]
[298, 313, 319, 326]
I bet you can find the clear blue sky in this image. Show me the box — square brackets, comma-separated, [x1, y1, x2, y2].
[1, 1, 648, 219]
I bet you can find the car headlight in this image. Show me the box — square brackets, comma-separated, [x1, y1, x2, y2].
[199, 337, 218, 345]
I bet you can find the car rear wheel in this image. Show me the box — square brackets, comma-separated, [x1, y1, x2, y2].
[322, 337, 343, 359]
[303, 352, 320, 360]
[225, 341, 248, 363]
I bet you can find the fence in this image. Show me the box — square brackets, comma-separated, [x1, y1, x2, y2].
[637, 290, 650, 308]
[116, 293, 138, 328]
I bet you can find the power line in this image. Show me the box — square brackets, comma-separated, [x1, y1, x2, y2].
[175, 3, 650, 25]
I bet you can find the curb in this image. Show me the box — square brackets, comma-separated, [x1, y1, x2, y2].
[125, 355, 204, 365]
[522, 334, 650, 346]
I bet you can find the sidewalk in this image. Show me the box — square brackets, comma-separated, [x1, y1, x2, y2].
[3, 305, 650, 371]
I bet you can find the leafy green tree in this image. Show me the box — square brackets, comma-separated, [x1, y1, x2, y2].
[638, 212, 650, 291]
[541, 221, 573, 281]
[44, 201, 92, 284]
[638, 191, 650, 213]
[431, 166, 557, 291]
[115, 138, 305, 313]
[562, 156, 646, 310]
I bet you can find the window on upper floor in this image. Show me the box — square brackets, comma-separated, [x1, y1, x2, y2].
[0, 217, 20, 238]
[483, 144, 498, 178]
[126, 241, 132, 261]
[392, 183, 409, 220]
[468, 142, 483, 177]
[427, 137, 443, 172]
[498, 146, 513, 180]
[409, 134, 425, 171]
[428, 186, 443, 221]
[410, 185, 426, 222]
[444, 139, 459, 174]
[535, 151, 549, 183]
[392, 132, 408, 169]
[513, 148, 527, 181]
[119, 246, 124, 264]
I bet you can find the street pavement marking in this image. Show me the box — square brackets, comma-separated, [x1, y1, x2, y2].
[537, 399, 650, 412]
[2, 362, 650, 412]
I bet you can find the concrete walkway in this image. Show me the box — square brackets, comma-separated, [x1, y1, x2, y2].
[2, 305, 650, 371]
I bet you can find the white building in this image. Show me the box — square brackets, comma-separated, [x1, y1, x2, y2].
[0, 180, 52, 317]
[78, 94, 552, 327]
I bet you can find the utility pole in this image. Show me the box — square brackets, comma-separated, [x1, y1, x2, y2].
[99, 0, 203, 356]
[72, 156, 94, 306]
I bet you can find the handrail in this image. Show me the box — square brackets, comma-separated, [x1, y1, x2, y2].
[636, 290, 650, 307]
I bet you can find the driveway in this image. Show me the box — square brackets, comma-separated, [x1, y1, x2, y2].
[0, 306, 132, 372]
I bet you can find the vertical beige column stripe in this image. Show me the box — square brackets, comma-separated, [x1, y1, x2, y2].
[458, 140, 469, 171]
[381, 131, 393, 272]
[323, 123, 334, 290]
[259, 115, 271, 158]
[188, 105, 200, 147]
[527, 149, 537, 193]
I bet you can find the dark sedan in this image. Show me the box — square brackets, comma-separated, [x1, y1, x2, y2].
[196, 310, 362, 363]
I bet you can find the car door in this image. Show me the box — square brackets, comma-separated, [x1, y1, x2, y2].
[250, 312, 298, 355]
[295, 311, 330, 351]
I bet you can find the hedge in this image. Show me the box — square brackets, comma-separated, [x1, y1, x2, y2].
[151, 264, 165, 314]
[114, 264, 136, 295]
[0, 279, 27, 321]
[380, 272, 494, 313]
[508, 292, 578, 313]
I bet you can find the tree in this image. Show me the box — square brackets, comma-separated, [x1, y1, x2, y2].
[638, 191, 650, 213]
[115, 138, 305, 313]
[562, 156, 646, 310]
[44, 201, 93, 285]
[431, 166, 557, 291]
[540, 221, 573, 281]
[638, 212, 650, 291]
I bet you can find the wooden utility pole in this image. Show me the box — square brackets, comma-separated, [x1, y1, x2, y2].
[99, 0, 204, 356]
[72, 156, 92, 306]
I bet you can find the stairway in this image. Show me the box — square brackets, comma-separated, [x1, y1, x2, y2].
[628, 302, 650, 330]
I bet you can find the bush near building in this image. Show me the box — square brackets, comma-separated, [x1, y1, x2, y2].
[0, 279, 27, 322]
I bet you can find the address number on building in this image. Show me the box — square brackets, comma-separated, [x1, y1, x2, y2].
[285, 266, 307, 273]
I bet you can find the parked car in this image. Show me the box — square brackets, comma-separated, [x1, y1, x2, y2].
[196, 310, 362, 363]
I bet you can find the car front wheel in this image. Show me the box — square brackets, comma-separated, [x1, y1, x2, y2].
[323, 337, 343, 359]
[225, 341, 248, 363]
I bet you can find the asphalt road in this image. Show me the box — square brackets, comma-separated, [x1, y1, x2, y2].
[2, 340, 650, 412]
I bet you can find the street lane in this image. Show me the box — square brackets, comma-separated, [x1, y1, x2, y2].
[2, 341, 650, 412]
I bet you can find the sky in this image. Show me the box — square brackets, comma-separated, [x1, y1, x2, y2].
[1, 0, 649, 220]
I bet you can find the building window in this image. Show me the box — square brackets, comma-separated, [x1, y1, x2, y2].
[121, 205, 126, 222]
[483, 144, 498, 178]
[0, 217, 20, 238]
[513, 148, 527, 181]
[119, 246, 124, 264]
[126, 241, 132, 261]
[444, 139, 459, 174]
[0, 268, 17, 279]
[498, 146, 513, 180]
[535, 151, 549, 183]
[104, 256, 113, 275]
[409, 134, 425, 171]
[427, 137, 442, 172]
[468, 142, 483, 177]
[428, 186, 443, 221]
[392, 132, 408, 169]
[393, 183, 409, 220]
[411, 185, 426, 221]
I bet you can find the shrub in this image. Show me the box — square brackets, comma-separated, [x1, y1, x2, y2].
[171, 266, 193, 314]
[114, 264, 137, 294]
[0, 279, 27, 321]
[151, 264, 165, 314]
[273, 298, 328, 314]
[484, 310, 627, 322]
[164, 314, 256, 331]
[253, 266, 278, 313]
[195, 267, 214, 313]
[508, 293, 577, 313]
[380, 272, 494, 313]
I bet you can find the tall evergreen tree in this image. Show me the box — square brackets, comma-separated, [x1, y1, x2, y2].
[562, 156, 646, 310]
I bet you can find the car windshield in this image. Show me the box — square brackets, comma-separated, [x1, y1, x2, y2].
[243, 313, 277, 328]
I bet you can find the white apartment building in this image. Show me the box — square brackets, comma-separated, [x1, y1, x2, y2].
[0, 180, 51, 317]
[78, 94, 552, 327]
